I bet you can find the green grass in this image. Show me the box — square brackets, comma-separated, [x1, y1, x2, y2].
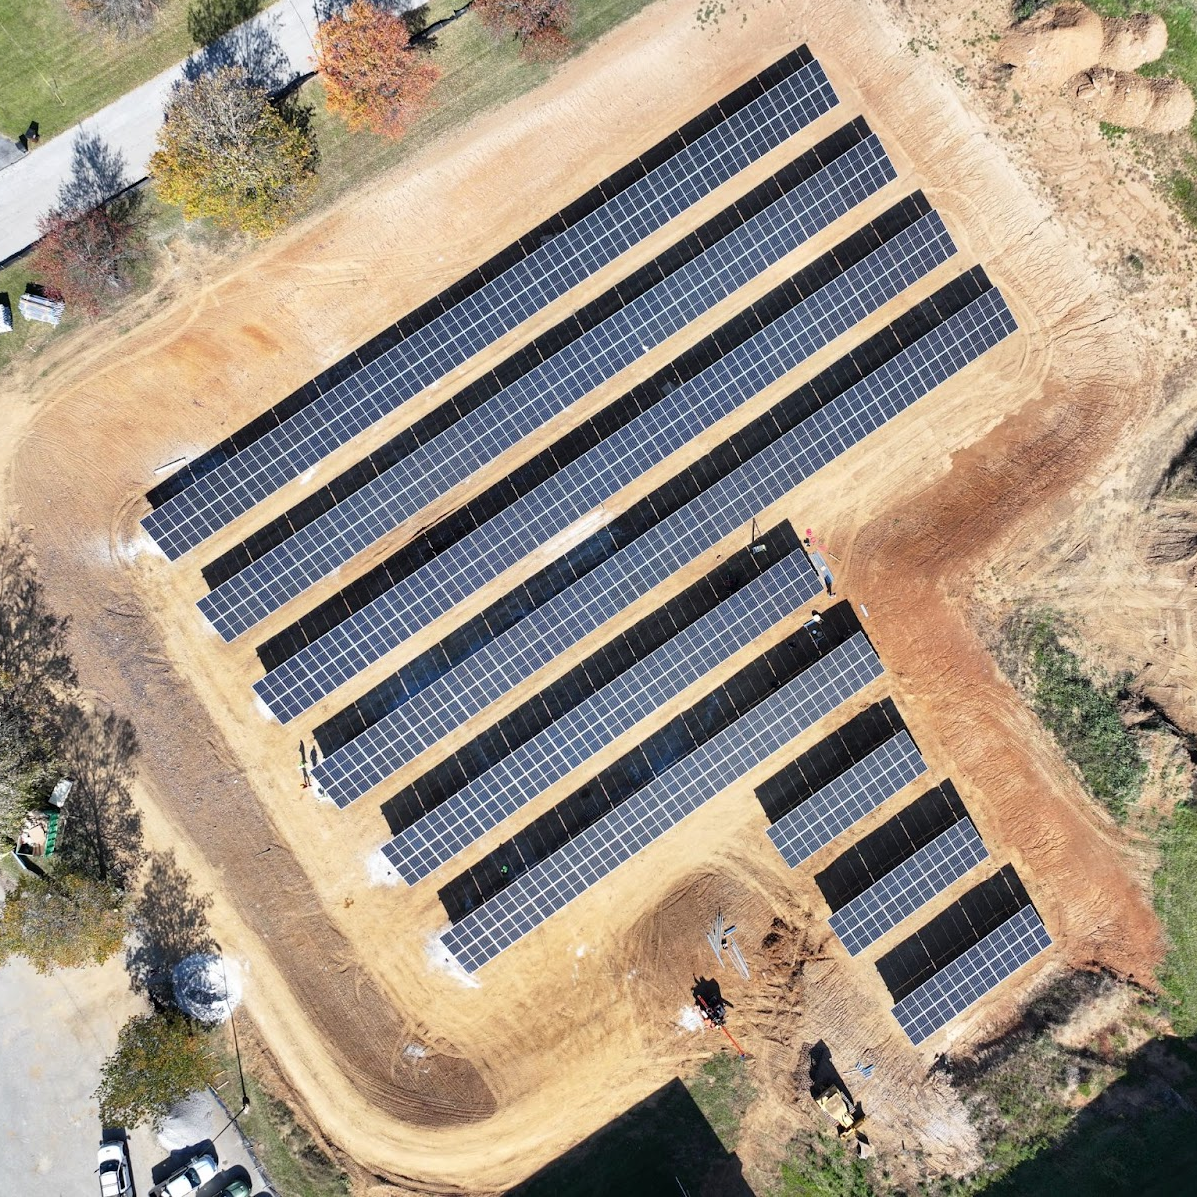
[772, 1135, 877, 1197]
[297, 0, 657, 214]
[1003, 610, 1147, 819]
[0, 0, 197, 141]
[684, 1052, 756, 1151]
[225, 1062, 349, 1197]
[1155, 802, 1197, 1034]
[0, 256, 82, 372]
[1167, 162, 1197, 226]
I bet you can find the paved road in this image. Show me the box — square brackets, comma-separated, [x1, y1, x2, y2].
[0, 0, 320, 264]
[0, 954, 269, 1197]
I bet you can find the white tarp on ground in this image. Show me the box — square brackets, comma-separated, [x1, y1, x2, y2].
[171, 953, 243, 1023]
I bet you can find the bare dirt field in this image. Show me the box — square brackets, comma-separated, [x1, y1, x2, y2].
[3, 0, 1193, 1191]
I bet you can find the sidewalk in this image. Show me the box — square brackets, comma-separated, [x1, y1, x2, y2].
[0, 0, 320, 264]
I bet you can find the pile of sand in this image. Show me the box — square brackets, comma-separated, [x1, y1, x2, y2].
[997, 3, 1192, 133]
[1099, 13, 1169, 72]
[998, 2, 1104, 89]
[1069, 66, 1196, 134]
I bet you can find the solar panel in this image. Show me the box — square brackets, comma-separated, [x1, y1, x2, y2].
[767, 732, 928, 867]
[890, 905, 1052, 1044]
[377, 550, 818, 875]
[142, 59, 839, 559]
[202, 206, 951, 643]
[269, 286, 1016, 728]
[828, 818, 989, 955]
[198, 135, 898, 640]
[442, 633, 882, 971]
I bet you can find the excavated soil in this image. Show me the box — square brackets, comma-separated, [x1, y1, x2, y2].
[2, 0, 1193, 1190]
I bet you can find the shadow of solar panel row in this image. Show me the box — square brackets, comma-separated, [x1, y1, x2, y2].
[767, 732, 928, 867]
[202, 188, 932, 599]
[829, 818, 989, 956]
[891, 905, 1051, 1044]
[441, 633, 882, 971]
[220, 206, 948, 669]
[200, 133, 896, 641]
[267, 278, 1016, 725]
[814, 780, 969, 910]
[436, 602, 866, 922]
[379, 548, 821, 875]
[288, 205, 947, 759]
[142, 55, 839, 560]
[251, 195, 948, 678]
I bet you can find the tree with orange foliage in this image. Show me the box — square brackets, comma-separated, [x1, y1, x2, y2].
[316, 0, 441, 139]
[473, 0, 573, 60]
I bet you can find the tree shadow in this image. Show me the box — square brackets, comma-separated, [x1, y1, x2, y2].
[182, 11, 291, 93]
[0, 523, 76, 719]
[56, 704, 143, 889]
[54, 131, 135, 219]
[126, 849, 216, 1007]
[187, 0, 260, 46]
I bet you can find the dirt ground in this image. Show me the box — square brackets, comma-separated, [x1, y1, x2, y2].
[2, 0, 1193, 1191]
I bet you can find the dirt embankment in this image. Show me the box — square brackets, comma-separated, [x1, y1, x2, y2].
[998, 2, 1194, 132]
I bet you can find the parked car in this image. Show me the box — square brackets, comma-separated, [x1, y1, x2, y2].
[216, 1180, 251, 1197]
[159, 1153, 218, 1197]
[97, 1140, 133, 1197]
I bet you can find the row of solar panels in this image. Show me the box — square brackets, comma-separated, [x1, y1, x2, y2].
[143, 49, 839, 558]
[759, 702, 1050, 1043]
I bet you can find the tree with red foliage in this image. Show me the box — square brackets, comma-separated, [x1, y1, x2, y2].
[473, 0, 573, 60]
[315, 0, 441, 139]
[30, 132, 146, 317]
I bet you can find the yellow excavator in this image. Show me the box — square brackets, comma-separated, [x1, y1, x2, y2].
[814, 1085, 867, 1141]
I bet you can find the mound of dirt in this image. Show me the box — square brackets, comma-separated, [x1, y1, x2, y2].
[1099, 13, 1169, 72]
[1067, 66, 1196, 133]
[998, 2, 1104, 89]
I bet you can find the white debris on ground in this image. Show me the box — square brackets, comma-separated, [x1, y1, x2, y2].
[366, 847, 401, 886]
[402, 1043, 427, 1060]
[155, 1092, 212, 1152]
[426, 933, 479, 988]
[172, 954, 243, 1023]
[677, 1003, 704, 1032]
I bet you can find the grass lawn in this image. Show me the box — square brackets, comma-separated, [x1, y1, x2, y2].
[299, 0, 658, 211]
[0, 0, 197, 141]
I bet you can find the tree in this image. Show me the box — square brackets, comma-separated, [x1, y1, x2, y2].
[94, 1013, 219, 1129]
[0, 523, 74, 839]
[316, 0, 441, 139]
[152, 66, 318, 236]
[473, 0, 573, 60]
[0, 875, 126, 973]
[30, 208, 146, 318]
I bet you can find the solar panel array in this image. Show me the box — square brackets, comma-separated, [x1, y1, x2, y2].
[891, 905, 1052, 1043]
[292, 293, 1015, 789]
[767, 732, 928, 867]
[143, 59, 839, 559]
[828, 817, 989, 955]
[205, 208, 952, 648]
[442, 633, 882, 971]
[199, 135, 896, 641]
[378, 549, 819, 876]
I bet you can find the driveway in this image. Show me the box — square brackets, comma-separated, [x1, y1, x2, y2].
[0, 955, 269, 1196]
[0, 0, 320, 264]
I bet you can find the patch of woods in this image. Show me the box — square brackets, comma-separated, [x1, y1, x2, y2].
[0, 524, 223, 1129]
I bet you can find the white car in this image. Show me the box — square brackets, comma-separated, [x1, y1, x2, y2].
[97, 1140, 133, 1197]
[160, 1153, 218, 1197]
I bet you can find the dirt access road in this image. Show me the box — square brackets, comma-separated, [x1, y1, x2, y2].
[0, 0, 1185, 1190]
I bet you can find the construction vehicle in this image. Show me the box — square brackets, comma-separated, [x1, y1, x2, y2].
[814, 1085, 866, 1140]
[695, 992, 747, 1058]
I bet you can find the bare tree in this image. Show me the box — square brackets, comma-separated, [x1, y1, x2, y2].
[67, 0, 166, 38]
